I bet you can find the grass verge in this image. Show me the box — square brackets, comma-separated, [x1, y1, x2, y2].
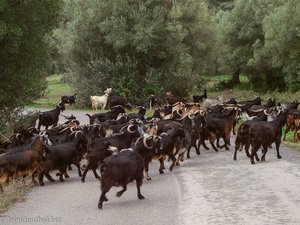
[0, 177, 32, 214]
[28, 74, 72, 109]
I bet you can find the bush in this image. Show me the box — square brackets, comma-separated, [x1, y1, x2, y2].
[0, 109, 39, 142]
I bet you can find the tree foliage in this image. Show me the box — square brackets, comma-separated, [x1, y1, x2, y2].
[216, 0, 299, 91]
[60, 0, 216, 105]
[0, 0, 63, 109]
[250, 0, 300, 91]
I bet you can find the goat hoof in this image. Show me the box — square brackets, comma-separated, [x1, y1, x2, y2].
[138, 194, 145, 200]
[81, 178, 85, 183]
[159, 170, 164, 174]
[39, 182, 45, 186]
[233, 157, 237, 161]
[116, 192, 123, 198]
[146, 176, 151, 180]
[277, 155, 282, 159]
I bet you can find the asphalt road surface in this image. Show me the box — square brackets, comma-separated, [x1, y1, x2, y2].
[1, 110, 300, 225]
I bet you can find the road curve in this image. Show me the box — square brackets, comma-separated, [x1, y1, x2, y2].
[2, 110, 300, 225]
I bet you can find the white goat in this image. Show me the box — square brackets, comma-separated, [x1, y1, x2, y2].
[90, 88, 112, 110]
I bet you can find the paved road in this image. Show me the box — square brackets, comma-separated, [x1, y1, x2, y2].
[2, 110, 300, 225]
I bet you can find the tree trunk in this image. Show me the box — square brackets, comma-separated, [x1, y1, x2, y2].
[231, 68, 241, 85]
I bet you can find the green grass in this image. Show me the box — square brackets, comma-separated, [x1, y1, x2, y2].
[208, 74, 249, 83]
[205, 74, 300, 103]
[28, 74, 72, 108]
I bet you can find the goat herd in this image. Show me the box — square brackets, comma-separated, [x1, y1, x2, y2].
[0, 89, 299, 209]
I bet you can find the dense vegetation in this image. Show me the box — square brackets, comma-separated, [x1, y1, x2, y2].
[0, 0, 62, 135]
[1, 0, 299, 112]
[54, 0, 299, 107]
[0, 0, 63, 109]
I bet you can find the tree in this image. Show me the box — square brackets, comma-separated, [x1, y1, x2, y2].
[216, 0, 286, 88]
[0, 0, 63, 109]
[249, 0, 300, 91]
[61, 0, 216, 106]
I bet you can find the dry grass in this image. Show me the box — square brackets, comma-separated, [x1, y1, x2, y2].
[0, 177, 33, 214]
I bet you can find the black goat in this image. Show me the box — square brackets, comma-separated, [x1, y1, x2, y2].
[127, 106, 147, 121]
[249, 110, 287, 164]
[165, 92, 187, 105]
[61, 93, 76, 105]
[107, 95, 132, 109]
[98, 148, 145, 209]
[86, 105, 125, 124]
[193, 89, 207, 103]
[149, 95, 165, 110]
[37, 103, 65, 130]
[38, 131, 87, 186]
[237, 97, 262, 113]
[81, 124, 143, 182]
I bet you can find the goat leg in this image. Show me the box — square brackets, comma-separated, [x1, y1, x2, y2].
[98, 185, 111, 209]
[92, 168, 100, 179]
[45, 172, 55, 182]
[233, 145, 239, 160]
[159, 158, 165, 174]
[73, 162, 82, 177]
[275, 140, 282, 159]
[116, 186, 127, 197]
[210, 140, 219, 152]
[136, 178, 145, 200]
[38, 171, 45, 186]
[144, 158, 151, 180]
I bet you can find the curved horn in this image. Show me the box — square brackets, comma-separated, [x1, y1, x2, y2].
[276, 106, 283, 111]
[15, 133, 22, 140]
[143, 137, 153, 149]
[188, 112, 195, 120]
[127, 125, 136, 133]
[39, 131, 46, 136]
[224, 104, 236, 107]
[153, 135, 160, 143]
[276, 107, 283, 116]
[263, 109, 272, 116]
[251, 108, 265, 113]
[59, 126, 70, 134]
[237, 103, 246, 107]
